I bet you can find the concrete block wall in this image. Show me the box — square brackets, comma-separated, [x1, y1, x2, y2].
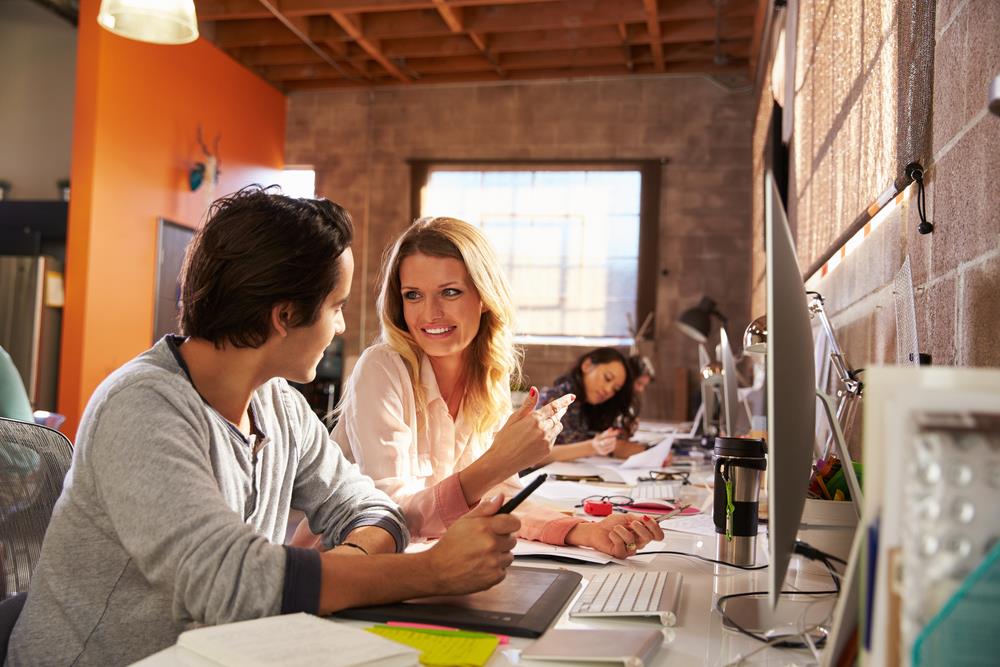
[286, 76, 754, 419]
[751, 0, 1000, 454]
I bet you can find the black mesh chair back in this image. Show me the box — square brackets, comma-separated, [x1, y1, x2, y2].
[0, 417, 73, 598]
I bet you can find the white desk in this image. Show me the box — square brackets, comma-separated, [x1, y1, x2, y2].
[136, 459, 837, 667]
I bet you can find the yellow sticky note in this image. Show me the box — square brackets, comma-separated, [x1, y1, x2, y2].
[366, 626, 498, 667]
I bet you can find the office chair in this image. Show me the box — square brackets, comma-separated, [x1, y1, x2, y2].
[0, 592, 26, 664]
[0, 347, 33, 422]
[0, 417, 72, 599]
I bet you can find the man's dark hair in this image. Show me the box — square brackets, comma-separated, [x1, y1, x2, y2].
[180, 186, 354, 348]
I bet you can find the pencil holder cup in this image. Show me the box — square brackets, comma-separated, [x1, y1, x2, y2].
[713, 437, 767, 566]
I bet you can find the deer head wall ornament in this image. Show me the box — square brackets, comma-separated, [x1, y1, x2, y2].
[189, 125, 221, 192]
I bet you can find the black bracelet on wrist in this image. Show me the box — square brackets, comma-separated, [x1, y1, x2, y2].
[340, 541, 369, 555]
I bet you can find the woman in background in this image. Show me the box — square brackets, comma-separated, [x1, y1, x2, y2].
[294, 217, 661, 559]
[537, 347, 634, 462]
[619, 354, 656, 437]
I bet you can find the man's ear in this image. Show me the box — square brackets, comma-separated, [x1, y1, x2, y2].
[271, 303, 294, 337]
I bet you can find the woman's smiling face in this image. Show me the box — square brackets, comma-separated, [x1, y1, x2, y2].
[399, 252, 484, 361]
[580, 357, 627, 405]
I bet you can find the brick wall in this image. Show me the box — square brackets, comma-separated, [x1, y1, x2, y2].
[286, 76, 754, 420]
[751, 0, 1000, 454]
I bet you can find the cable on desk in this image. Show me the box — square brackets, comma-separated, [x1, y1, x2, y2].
[722, 622, 828, 666]
[793, 539, 847, 566]
[714, 551, 842, 649]
[636, 550, 768, 570]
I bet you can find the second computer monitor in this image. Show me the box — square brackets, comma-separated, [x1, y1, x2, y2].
[719, 326, 749, 437]
[765, 171, 817, 607]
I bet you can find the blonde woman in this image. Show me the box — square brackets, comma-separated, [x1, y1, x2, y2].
[295, 218, 662, 558]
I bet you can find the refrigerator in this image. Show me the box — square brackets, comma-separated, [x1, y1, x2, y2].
[0, 256, 63, 411]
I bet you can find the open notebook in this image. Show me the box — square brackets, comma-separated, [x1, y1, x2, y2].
[175, 613, 418, 667]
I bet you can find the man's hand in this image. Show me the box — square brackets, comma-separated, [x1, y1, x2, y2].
[565, 514, 664, 559]
[425, 495, 520, 595]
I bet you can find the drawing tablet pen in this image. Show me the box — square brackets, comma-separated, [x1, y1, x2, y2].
[498, 474, 547, 514]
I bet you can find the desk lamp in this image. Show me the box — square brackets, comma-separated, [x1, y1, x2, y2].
[742, 315, 767, 354]
[676, 296, 727, 344]
[741, 312, 863, 514]
[807, 292, 864, 468]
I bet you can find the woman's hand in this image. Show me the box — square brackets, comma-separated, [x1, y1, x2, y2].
[564, 514, 664, 559]
[590, 428, 619, 455]
[488, 388, 575, 476]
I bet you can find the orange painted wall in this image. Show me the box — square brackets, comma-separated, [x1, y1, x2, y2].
[60, 0, 286, 437]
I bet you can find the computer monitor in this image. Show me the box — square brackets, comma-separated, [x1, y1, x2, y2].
[719, 326, 750, 437]
[765, 170, 816, 607]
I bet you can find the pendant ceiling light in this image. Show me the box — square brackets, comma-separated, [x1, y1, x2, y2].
[97, 0, 199, 45]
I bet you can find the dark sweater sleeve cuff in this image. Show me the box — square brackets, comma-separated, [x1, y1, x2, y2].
[339, 516, 406, 553]
[281, 546, 321, 614]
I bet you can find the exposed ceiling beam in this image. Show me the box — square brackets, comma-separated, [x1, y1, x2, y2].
[463, 0, 649, 33]
[331, 11, 413, 82]
[212, 20, 309, 48]
[643, 0, 665, 72]
[488, 26, 623, 53]
[618, 23, 634, 72]
[253, 1, 367, 81]
[430, 0, 503, 76]
[275, 0, 562, 14]
[381, 34, 481, 58]
[203, 0, 754, 23]
[229, 44, 328, 65]
[203, 0, 758, 90]
[281, 57, 748, 91]
[498, 46, 628, 71]
[638, 16, 754, 44]
[197, 0, 270, 21]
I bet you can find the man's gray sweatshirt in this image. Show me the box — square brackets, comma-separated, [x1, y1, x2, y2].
[6, 336, 408, 666]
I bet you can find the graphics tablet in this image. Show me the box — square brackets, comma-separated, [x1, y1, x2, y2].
[333, 566, 581, 638]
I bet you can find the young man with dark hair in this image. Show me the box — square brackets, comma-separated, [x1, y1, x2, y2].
[7, 188, 519, 666]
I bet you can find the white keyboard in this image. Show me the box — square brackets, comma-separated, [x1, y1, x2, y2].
[632, 482, 679, 500]
[570, 569, 682, 626]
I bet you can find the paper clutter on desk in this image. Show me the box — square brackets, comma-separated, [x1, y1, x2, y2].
[176, 613, 419, 667]
[620, 438, 674, 469]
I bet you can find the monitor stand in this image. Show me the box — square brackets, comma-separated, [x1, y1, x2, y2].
[722, 594, 836, 647]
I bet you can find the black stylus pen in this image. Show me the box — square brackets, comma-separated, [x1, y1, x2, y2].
[498, 473, 548, 514]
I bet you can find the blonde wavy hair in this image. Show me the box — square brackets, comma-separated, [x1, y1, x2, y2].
[376, 217, 522, 435]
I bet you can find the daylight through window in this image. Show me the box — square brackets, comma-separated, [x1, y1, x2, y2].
[422, 169, 642, 344]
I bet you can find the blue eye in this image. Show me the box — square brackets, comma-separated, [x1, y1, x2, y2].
[442, 288, 462, 298]
[403, 290, 421, 301]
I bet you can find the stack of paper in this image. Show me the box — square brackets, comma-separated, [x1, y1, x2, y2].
[512, 540, 655, 565]
[175, 614, 419, 667]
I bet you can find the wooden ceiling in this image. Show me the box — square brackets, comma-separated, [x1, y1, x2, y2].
[196, 0, 762, 92]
